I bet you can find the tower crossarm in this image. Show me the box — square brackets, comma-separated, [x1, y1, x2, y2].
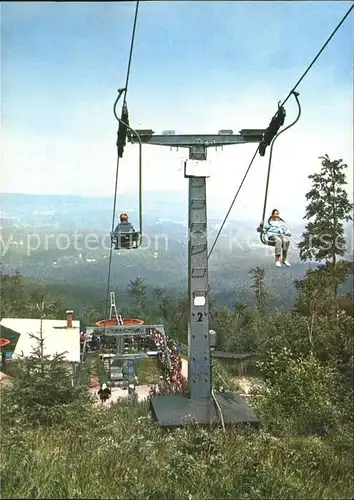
[127, 130, 265, 148]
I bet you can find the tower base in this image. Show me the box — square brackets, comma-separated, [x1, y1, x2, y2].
[150, 391, 259, 428]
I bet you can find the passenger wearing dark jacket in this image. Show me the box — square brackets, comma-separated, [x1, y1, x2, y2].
[114, 213, 135, 233]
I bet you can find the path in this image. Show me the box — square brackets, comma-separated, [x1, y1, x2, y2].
[0, 371, 12, 386]
[181, 358, 188, 378]
[90, 384, 152, 406]
[91, 357, 189, 406]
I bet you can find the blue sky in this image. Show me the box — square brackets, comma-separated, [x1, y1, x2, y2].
[2, 1, 353, 222]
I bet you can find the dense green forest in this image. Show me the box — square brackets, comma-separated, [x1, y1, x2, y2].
[1, 155, 353, 499]
[2, 226, 322, 311]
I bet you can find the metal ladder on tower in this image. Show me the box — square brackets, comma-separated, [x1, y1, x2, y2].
[109, 292, 124, 353]
[109, 292, 123, 325]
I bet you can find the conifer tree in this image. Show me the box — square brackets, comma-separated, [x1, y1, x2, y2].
[249, 266, 269, 313]
[128, 276, 148, 313]
[1, 298, 93, 427]
[298, 154, 353, 267]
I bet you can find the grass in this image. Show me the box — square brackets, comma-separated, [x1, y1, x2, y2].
[2, 334, 353, 499]
[91, 354, 109, 385]
[135, 357, 162, 384]
[89, 353, 164, 387]
[1, 400, 353, 499]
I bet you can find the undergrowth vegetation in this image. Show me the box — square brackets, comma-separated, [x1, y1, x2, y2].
[1, 398, 353, 500]
[1, 306, 353, 500]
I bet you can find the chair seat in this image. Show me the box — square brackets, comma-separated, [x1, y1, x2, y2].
[111, 231, 140, 250]
[259, 232, 276, 247]
[265, 237, 276, 247]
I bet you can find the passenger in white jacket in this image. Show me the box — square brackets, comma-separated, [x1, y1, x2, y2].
[262, 208, 291, 267]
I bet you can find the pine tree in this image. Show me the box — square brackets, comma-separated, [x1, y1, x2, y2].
[249, 266, 269, 314]
[81, 303, 101, 329]
[1, 268, 27, 317]
[298, 154, 353, 267]
[297, 155, 353, 312]
[1, 298, 93, 427]
[127, 277, 147, 314]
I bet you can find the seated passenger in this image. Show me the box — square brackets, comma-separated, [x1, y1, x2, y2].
[261, 208, 291, 268]
[114, 213, 135, 233]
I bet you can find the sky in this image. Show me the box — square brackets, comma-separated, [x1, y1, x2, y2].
[1, 1, 353, 223]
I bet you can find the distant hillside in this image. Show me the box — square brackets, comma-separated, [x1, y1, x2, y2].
[1, 192, 352, 240]
[0, 192, 307, 230]
[0, 244, 324, 313]
[1, 192, 352, 312]
[1, 192, 189, 228]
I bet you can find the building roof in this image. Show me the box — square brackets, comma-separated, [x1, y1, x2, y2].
[0, 318, 81, 363]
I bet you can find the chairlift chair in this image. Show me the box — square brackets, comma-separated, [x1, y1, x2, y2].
[257, 91, 301, 248]
[257, 227, 276, 247]
[111, 229, 141, 250]
[111, 89, 143, 251]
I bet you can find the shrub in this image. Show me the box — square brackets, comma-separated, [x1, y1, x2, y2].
[254, 350, 342, 436]
[1, 344, 94, 428]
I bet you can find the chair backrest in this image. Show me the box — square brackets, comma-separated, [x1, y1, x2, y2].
[111, 231, 140, 249]
[119, 232, 139, 248]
